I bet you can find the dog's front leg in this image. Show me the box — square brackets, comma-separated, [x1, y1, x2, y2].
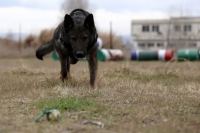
[66, 57, 71, 78]
[60, 57, 69, 81]
[88, 49, 98, 88]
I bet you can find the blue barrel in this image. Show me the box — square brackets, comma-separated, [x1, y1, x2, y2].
[131, 51, 138, 60]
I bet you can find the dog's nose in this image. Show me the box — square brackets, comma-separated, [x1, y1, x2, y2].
[75, 51, 85, 58]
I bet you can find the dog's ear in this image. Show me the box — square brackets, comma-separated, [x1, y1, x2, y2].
[84, 14, 95, 30]
[64, 14, 74, 31]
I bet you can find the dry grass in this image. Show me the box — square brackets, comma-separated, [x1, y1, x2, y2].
[0, 58, 200, 133]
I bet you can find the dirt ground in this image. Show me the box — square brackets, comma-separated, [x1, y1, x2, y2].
[0, 58, 200, 133]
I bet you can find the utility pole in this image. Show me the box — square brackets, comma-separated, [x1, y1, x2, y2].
[110, 21, 113, 49]
[18, 24, 22, 53]
[166, 19, 171, 48]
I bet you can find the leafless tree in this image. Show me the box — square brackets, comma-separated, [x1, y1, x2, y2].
[61, 0, 89, 13]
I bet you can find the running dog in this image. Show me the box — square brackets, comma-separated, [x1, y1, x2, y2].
[36, 9, 98, 88]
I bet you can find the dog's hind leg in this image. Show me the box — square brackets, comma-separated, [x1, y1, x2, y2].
[88, 49, 98, 88]
[36, 40, 54, 60]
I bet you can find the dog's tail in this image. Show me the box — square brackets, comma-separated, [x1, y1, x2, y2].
[36, 40, 54, 60]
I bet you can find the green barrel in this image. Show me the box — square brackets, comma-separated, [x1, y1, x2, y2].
[97, 49, 111, 61]
[138, 50, 158, 61]
[177, 49, 200, 61]
[51, 51, 60, 61]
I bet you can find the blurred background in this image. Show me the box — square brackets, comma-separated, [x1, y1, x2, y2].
[0, 0, 200, 59]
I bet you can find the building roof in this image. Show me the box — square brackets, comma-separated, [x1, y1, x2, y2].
[132, 16, 200, 25]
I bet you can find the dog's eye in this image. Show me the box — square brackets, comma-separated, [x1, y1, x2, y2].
[82, 36, 88, 41]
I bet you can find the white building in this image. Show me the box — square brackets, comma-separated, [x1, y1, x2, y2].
[131, 17, 200, 50]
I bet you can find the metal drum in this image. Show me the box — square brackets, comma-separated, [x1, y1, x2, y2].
[158, 49, 174, 61]
[131, 50, 158, 61]
[97, 49, 124, 61]
[51, 51, 59, 61]
[97, 49, 111, 61]
[177, 49, 200, 61]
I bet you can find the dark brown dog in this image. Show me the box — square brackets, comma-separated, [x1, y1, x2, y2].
[36, 9, 98, 88]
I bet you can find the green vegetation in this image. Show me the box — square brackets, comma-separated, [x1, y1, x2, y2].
[36, 97, 98, 112]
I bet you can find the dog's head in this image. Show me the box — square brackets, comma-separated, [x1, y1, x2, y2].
[64, 12, 97, 59]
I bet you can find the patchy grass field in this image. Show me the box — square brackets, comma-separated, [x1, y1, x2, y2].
[1, 58, 200, 133]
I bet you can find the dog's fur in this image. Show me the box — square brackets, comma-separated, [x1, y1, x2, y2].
[36, 9, 98, 88]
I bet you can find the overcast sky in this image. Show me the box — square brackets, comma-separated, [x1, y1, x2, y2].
[0, 0, 199, 36]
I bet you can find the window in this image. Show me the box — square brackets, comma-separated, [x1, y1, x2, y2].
[148, 43, 154, 47]
[174, 25, 181, 32]
[152, 25, 159, 32]
[138, 43, 145, 47]
[184, 25, 192, 32]
[189, 43, 196, 47]
[157, 43, 164, 47]
[142, 25, 150, 32]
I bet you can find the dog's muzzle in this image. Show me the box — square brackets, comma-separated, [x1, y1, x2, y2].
[74, 51, 86, 59]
